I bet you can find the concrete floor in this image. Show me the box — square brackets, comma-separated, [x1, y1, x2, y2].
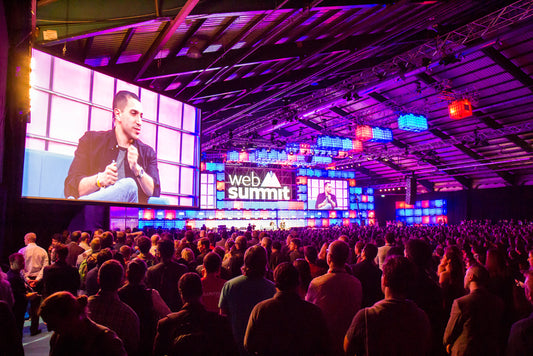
[22, 317, 52, 355]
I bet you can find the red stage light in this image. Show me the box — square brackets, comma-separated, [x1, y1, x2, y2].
[355, 125, 373, 141]
[351, 140, 363, 152]
[448, 99, 472, 119]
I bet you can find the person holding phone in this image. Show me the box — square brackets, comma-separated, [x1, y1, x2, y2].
[64, 90, 160, 203]
[315, 181, 338, 209]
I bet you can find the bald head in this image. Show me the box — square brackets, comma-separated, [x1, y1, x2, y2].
[327, 240, 350, 268]
[24, 232, 37, 245]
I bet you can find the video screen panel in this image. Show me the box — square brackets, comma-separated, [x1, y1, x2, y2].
[307, 178, 348, 210]
[22, 49, 200, 207]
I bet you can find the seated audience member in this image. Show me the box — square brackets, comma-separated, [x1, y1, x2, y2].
[306, 240, 362, 356]
[219, 245, 276, 356]
[40, 292, 126, 356]
[153, 273, 237, 356]
[245, 262, 331, 356]
[200, 252, 226, 313]
[350, 243, 383, 308]
[0, 300, 24, 356]
[443, 264, 505, 356]
[344, 256, 431, 356]
[85, 248, 113, 296]
[118, 259, 170, 356]
[293, 258, 313, 298]
[507, 269, 533, 355]
[42, 244, 80, 299]
[87, 260, 140, 356]
[146, 239, 188, 312]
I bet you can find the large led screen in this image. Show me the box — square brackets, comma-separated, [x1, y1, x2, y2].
[22, 49, 200, 207]
[307, 178, 348, 210]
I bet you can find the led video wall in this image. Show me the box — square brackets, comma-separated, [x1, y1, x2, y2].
[395, 199, 447, 225]
[22, 50, 201, 207]
[125, 162, 376, 230]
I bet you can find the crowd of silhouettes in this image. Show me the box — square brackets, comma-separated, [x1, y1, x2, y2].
[1, 219, 533, 355]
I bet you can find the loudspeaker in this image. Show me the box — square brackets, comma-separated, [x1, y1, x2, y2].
[405, 176, 417, 205]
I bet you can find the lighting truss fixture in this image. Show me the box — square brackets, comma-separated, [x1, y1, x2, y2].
[448, 99, 472, 119]
[398, 113, 428, 132]
[370, 127, 393, 143]
[355, 125, 373, 141]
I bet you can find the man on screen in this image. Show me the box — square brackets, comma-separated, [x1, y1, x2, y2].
[64, 91, 160, 204]
[315, 181, 337, 209]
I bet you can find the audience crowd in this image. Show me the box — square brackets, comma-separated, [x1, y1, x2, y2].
[1, 219, 533, 355]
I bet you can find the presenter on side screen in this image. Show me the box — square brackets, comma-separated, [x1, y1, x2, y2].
[64, 91, 160, 204]
[315, 181, 337, 209]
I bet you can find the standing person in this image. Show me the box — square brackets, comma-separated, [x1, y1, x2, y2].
[154, 273, 237, 356]
[64, 90, 161, 203]
[7, 253, 35, 336]
[219, 245, 276, 355]
[507, 269, 533, 355]
[66, 230, 85, 267]
[200, 252, 226, 313]
[244, 262, 330, 355]
[39, 292, 126, 356]
[306, 240, 363, 356]
[18, 232, 49, 336]
[315, 181, 337, 209]
[146, 239, 188, 312]
[350, 243, 383, 308]
[443, 264, 505, 356]
[42, 244, 80, 299]
[375, 232, 395, 270]
[344, 256, 431, 356]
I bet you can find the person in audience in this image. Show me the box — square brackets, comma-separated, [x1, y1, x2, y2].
[114, 231, 127, 252]
[293, 258, 313, 298]
[154, 273, 237, 356]
[350, 243, 383, 308]
[219, 245, 276, 356]
[196, 237, 211, 265]
[405, 238, 445, 355]
[244, 262, 331, 355]
[40, 292, 126, 356]
[87, 260, 140, 356]
[181, 247, 198, 272]
[18, 232, 49, 336]
[134, 235, 157, 267]
[66, 230, 85, 266]
[344, 256, 431, 356]
[289, 237, 303, 263]
[119, 245, 132, 264]
[149, 233, 160, 256]
[224, 235, 248, 278]
[507, 269, 533, 355]
[353, 240, 365, 264]
[146, 239, 188, 312]
[42, 244, 80, 298]
[439, 246, 466, 315]
[0, 300, 24, 356]
[79, 231, 91, 251]
[376, 232, 395, 270]
[304, 244, 328, 278]
[85, 248, 113, 296]
[118, 258, 170, 356]
[201, 252, 226, 313]
[269, 240, 285, 272]
[0, 267, 14, 309]
[306, 240, 363, 356]
[7, 252, 35, 336]
[443, 264, 505, 356]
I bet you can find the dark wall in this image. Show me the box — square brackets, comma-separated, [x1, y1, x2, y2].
[375, 186, 533, 226]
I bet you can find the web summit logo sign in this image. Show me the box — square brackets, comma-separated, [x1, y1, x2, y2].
[227, 171, 291, 200]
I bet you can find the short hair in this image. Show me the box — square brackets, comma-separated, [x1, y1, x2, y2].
[355, 241, 365, 253]
[235, 236, 248, 250]
[324, 181, 331, 188]
[198, 237, 210, 250]
[243, 245, 267, 278]
[96, 248, 113, 267]
[98, 260, 124, 292]
[126, 258, 147, 284]
[181, 248, 195, 262]
[55, 244, 69, 260]
[405, 239, 431, 268]
[100, 231, 114, 249]
[328, 240, 350, 266]
[385, 232, 395, 244]
[25, 232, 36, 243]
[203, 252, 221, 274]
[70, 231, 81, 243]
[272, 241, 282, 251]
[9, 252, 23, 264]
[158, 239, 175, 259]
[112, 90, 139, 117]
[136, 236, 151, 254]
[116, 231, 126, 244]
[468, 264, 490, 287]
[304, 245, 318, 264]
[274, 262, 299, 291]
[179, 272, 202, 301]
[291, 238, 301, 248]
[184, 230, 195, 243]
[363, 243, 378, 260]
[382, 256, 413, 295]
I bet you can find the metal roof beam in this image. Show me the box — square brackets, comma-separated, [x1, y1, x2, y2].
[482, 46, 533, 91]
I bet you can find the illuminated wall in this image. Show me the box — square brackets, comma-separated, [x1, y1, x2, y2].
[395, 199, 447, 225]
